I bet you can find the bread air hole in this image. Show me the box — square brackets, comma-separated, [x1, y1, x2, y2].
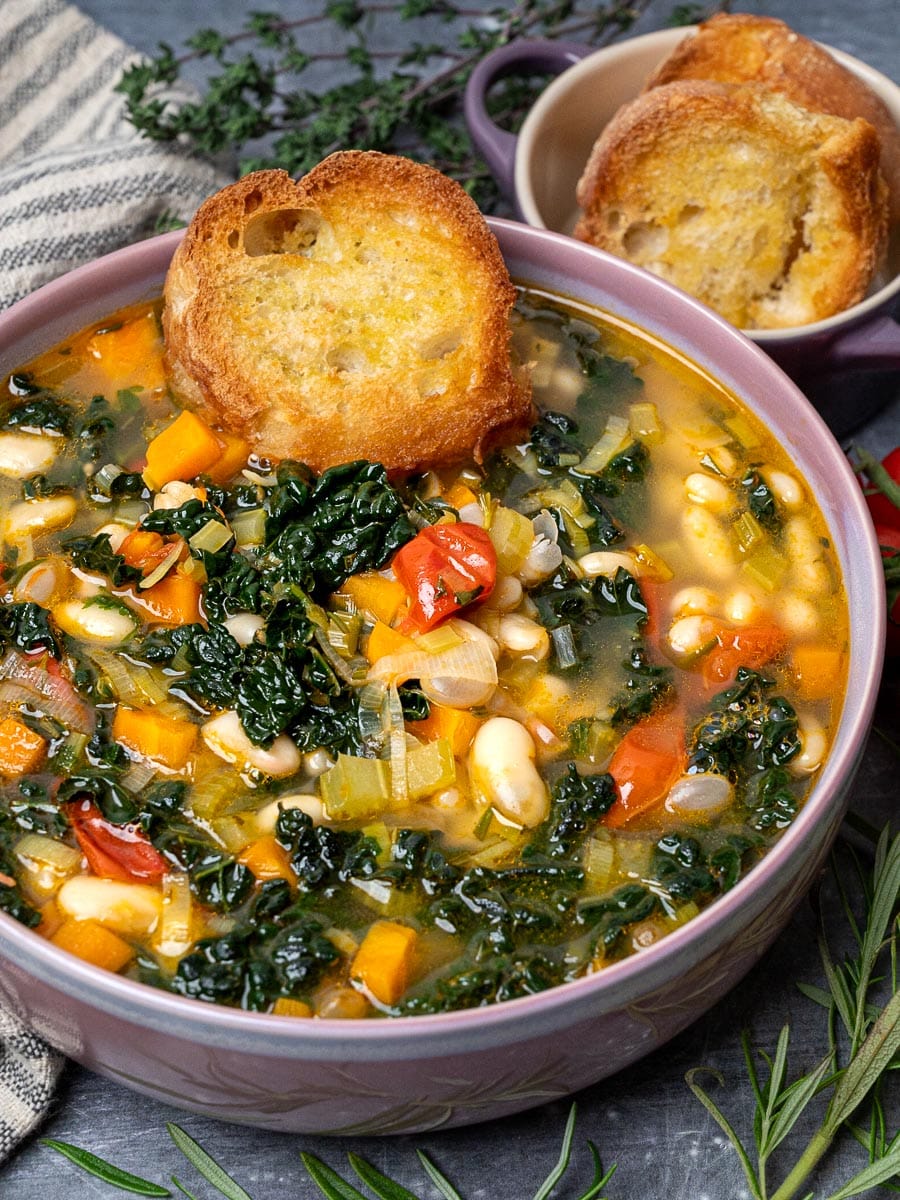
[421, 330, 463, 361]
[241, 209, 323, 257]
[622, 220, 669, 259]
[326, 344, 370, 374]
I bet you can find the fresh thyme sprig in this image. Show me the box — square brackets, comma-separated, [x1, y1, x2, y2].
[687, 824, 900, 1200]
[114, 0, 715, 210]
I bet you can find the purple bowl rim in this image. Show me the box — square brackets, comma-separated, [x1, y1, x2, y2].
[0, 220, 885, 1051]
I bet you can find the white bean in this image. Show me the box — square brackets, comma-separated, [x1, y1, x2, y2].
[779, 592, 821, 637]
[763, 467, 804, 511]
[670, 586, 719, 619]
[0, 432, 60, 479]
[53, 597, 136, 646]
[153, 481, 201, 510]
[681, 504, 736, 580]
[684, 472, 734, 513]
[57, 877, 161, 936]
[723, 588, 763, 625]
[223, 612, 266, 647]
[496, 613, 550, 661]
[254, 792, 324, 834]
[3, 494, 77, 544]
[304, 748, 335, 777]
[469, 717, 549, 828]
[785, 515, 831, 595]
[667, 615, 719, 660]
[202, 710, 302, 778]
[790, 715, 827, 776]
[665, 773, 733, 819]
[446, 618, 500, 661]
[578, 550, 638, 579]
[13, 558, 69, 606]
[483, 574, 523, 612]
[95, 522, 133, 553]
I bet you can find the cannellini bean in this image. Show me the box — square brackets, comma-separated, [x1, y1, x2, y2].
[785, 515, 831, 595]
[681, 504, 736, 579]
[57, 877, 161, 936]
[496, 613, 549, 660]
[53, 597, 136, 646]
[13, 557, 69, 606]
[469, 717, 549, 828]
[790, 715, 827, 776]
[779, 591, 821, 637]
[316, 985, 370, 1019]
[202, 710, 302, 778]
[2, 494, 77, 544]
[429, 786, 466, 811]
[446, 618, 500, 661]
[95, 522, 133, 553]
[305, 748, 336, 777]
[483, 574, 523, 612]
[153, 480, 201, 510]
[723, 588, 763, 625]
[684, 472, 734, 513]
[665, 773, 733, 819]
[763, 467, 804, 511]
[255, 792, 324, 834]
[667, 615, 719, 660]
[671, 586, 719, 619]
[0, 432, 60, 478]
[578, 550, 638, 578]
[223, 612, 266, 647]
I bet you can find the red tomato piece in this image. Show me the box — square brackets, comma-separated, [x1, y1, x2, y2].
[863, 447, 900, 528]
[605, 711, 685, 828]
[701, 623, 787, 689]
[393, 523, 497, 632]
[66, 799, 167, 883]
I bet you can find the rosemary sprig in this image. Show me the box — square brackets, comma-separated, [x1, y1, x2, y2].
[114, 1, 715, 210]
[687, 825, 900, 1200]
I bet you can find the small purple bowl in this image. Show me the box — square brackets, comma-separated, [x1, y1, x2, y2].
[0, 222, 885, 1134]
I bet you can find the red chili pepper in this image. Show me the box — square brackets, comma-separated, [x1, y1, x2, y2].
[393, 522, 497, 633]
[862, 447, 900, 528]
[65, 798, 167, 883]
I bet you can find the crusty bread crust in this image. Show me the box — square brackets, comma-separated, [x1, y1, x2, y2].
[574, 81, 889, 330]
[163, 153, 533, 474]
[644, 13, 900, 221]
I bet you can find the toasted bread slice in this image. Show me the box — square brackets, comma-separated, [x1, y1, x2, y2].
[574, 81, 889, 330]
[644, 13, 900, 221]
[163, 153, 532, 474]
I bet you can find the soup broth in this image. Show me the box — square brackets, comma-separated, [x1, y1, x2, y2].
[0, 291, 847, 1017]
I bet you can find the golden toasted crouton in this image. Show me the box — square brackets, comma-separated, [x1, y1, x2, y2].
[163, 152, 533, 474]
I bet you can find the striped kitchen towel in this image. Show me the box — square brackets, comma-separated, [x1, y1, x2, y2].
[0, 0, 232, 311]
[0, 0, 231, 1161]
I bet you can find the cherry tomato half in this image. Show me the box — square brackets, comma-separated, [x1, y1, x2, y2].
[66, 798, 167, 883]
[393, 522, 497, 633]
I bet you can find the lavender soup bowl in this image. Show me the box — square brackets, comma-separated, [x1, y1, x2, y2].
[465, 30, 900, 429]
[0, 221, 884, 1134]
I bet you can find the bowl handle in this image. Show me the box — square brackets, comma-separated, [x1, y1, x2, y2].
[464, 39, 593, 205]
[824, 313, 900, 372]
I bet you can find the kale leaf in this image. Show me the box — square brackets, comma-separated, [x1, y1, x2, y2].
[0, 601, 64, 658]
[524, 764, 616, 860]
[63, 532, 142, 586]
[688, 668, 801, 778]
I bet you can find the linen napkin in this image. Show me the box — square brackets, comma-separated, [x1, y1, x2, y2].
[0, 0, 231, 1160]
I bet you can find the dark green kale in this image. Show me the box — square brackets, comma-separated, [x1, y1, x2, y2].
[398, 951, 562, 1014]
[688, 668, 801, 779]
[140, 496, 224, 541]
[741, 468, 781, 532]
[9, 779, 68, 839]
[652, 833, 717, 902]
[57, 771, 138, 825]
[74, 395, 116, 461]
[532, 567, 647, 631]
[744, 766, 801, 832]
[0, 793, 46, 929]
[709, 834, 762, 891]
[2, 394, 73, 436]
[609, 645, 673, 727]
[169, 880, 339, 1009]
[0, 602, 64, 658]
[530, 411, 583, 468]
[275, 807, 373, 891]
[62, 532, 142, 586]
[524, 764, 616, 860]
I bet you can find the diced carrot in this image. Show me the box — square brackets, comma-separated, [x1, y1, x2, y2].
[143, 410, 224, 490]
[444, 481, 478, 510]
[350, 920, 418, 1006]
[701, 623, 787, 689]
[86, 312, 166, 392]
[238, 835, 296, 883]
[339, 573, 407, 626]
[118, 529, 175, 573]
[51, 917, 135, 973]
[364, 619, 417, 664]
[37, 899, 64, 939]
[205, 430, 250, 486]
[604, 711, 685, 829]
[0, 716, 47, 777]
[112, 705, 197, 769]
[271, 997, 313, 1018]
[410, 702, 482, 758]
[791, 645, 844, 702]
[122, 571, 204, 626]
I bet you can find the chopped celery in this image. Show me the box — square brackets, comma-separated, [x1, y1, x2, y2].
[466, 838, 520, 868]
[741, 544, 789, 592]
[631, 542, 674, 581]
[616, 838, 653, 879]
[667, 899, 701, 930]
[583, 834, 616, 890]
[327, 611, 361, 657]
[360, 821, 393, 864]
[231, 507, 266, 546]
[629, 401, 663, 444]
[189, 771, 243, 819]
[734, 511, 765, 554]
[560, 507, 591, 557]
[406, 738, 456, 801]
[551, 624, 578, 670]
[502, 445, 539, 477]
[415, 624, 464, 655]
[724, 413, 761, 449]
[488, 504, 534, 575]
[319, 754, 390, 819]
[577, 414, 631, 474]
[188, 519, 233, 554]
[325, 926, 359, 956]
[210, 814, 257, 853]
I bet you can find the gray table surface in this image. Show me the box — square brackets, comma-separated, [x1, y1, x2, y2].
[2, 0, 900, 1195]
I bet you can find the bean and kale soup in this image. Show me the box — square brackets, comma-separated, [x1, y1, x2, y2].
[0, 293, 846, 1018]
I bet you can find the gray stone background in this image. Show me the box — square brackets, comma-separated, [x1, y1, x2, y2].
[1, 0, 899, 1195]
